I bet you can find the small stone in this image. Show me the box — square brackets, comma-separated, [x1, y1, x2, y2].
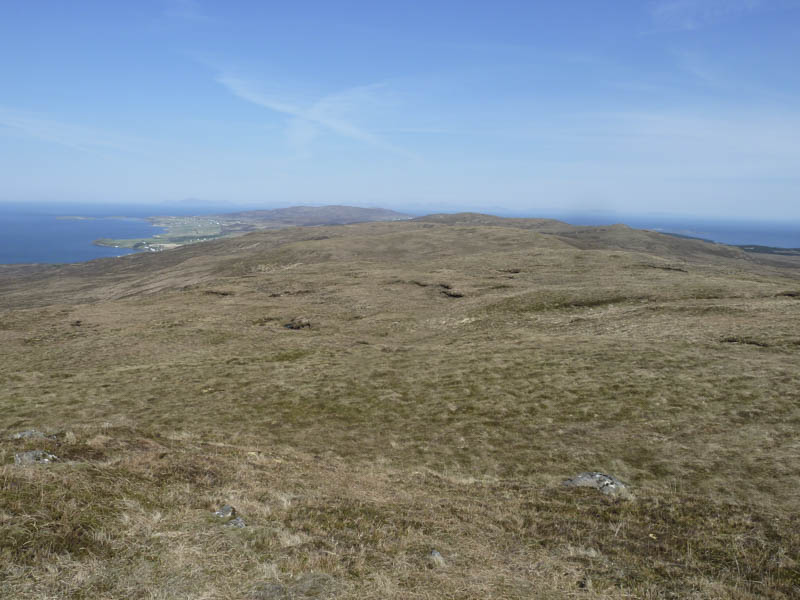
[563, 472, 632, 498]
[214, 504, 236, 518]
[284, 317, 311, 330]
[225, 516, 246, 528]
[15, 450, 59, 465]
[428, 549, 447, 568]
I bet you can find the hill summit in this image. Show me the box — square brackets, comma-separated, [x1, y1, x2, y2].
[218, 204, 411, 226]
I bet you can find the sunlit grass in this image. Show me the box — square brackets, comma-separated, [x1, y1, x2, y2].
[1, 218, 799, 598]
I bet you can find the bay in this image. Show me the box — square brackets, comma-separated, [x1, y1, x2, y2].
[0, 203, 167, 264]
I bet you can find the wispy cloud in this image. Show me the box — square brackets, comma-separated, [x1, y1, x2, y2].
[674, 50, 731, 91]
[650, 0, 762, 30]
[552, 109, 800, 178]
[0, 106, 145, 152]
[216, 75, 410, 156]
[164, 0, 211, 23]
[669, 48, 798, 105]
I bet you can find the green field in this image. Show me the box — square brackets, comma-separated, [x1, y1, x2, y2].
[94, 216, 226, 250]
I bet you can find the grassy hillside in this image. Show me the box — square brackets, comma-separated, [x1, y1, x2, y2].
[1, 217, 799, 599]
[222, 205, 410, 225]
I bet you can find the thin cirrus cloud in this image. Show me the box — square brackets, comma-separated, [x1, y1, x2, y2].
[650, 0, 763, 30]
[216, 74, 410, 156]
[0, 105, 146, 153]
[562, 109, 800, 180]
[163, 0, 212, 23]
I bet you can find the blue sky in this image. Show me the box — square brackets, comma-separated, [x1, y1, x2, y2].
[1, 0, 799, 219]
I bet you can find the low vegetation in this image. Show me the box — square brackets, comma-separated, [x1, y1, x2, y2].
[1, 214, 799, 598]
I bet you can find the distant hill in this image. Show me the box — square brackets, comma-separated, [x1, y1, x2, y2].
[3, 212, 799, 308]
[219, 205, 411, 226]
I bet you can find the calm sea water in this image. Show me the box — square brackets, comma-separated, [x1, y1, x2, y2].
[1, 202, 798, 265]
[574, 215, 800, 249]
[0, 203, 170, 264]
[499, 210, 800, 249]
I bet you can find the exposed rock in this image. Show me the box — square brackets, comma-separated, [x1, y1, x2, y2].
[428, 549, 447, 568]
[252, 573, 337, 599]
[214, 505, 246, 527]
[225, 516, 246, 528]
[11, 429, 56, 440]
[15, 450, 59, 465]
[562, 472, 632, 498]
[214, 504, 236, 518]
[285, 317, 311, 330]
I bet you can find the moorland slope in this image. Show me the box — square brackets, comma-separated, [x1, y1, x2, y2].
[1, 215, 799, 599]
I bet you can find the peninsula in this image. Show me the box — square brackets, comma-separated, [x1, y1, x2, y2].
[93, 205, 411, 252]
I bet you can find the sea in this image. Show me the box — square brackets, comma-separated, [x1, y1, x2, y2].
[1, 202, 798, 265]
[561, 214, 800, 249]
[0, 201, 241, 265]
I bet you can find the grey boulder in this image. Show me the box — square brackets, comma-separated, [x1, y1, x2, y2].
[15, 450, 59, 465]
[562, 472, 632, 498]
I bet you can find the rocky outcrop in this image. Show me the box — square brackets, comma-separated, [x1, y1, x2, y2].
[15, 450, 59, 465]
[214, 504, 246, 527]
[562, 472, 632, 498]
[284, 317, 311, 330]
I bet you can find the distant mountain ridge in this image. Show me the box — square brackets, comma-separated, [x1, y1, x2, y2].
[218, 205, 411, 226]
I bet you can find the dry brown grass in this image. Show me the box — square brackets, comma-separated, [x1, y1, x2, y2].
[1, 216, 799, 598]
